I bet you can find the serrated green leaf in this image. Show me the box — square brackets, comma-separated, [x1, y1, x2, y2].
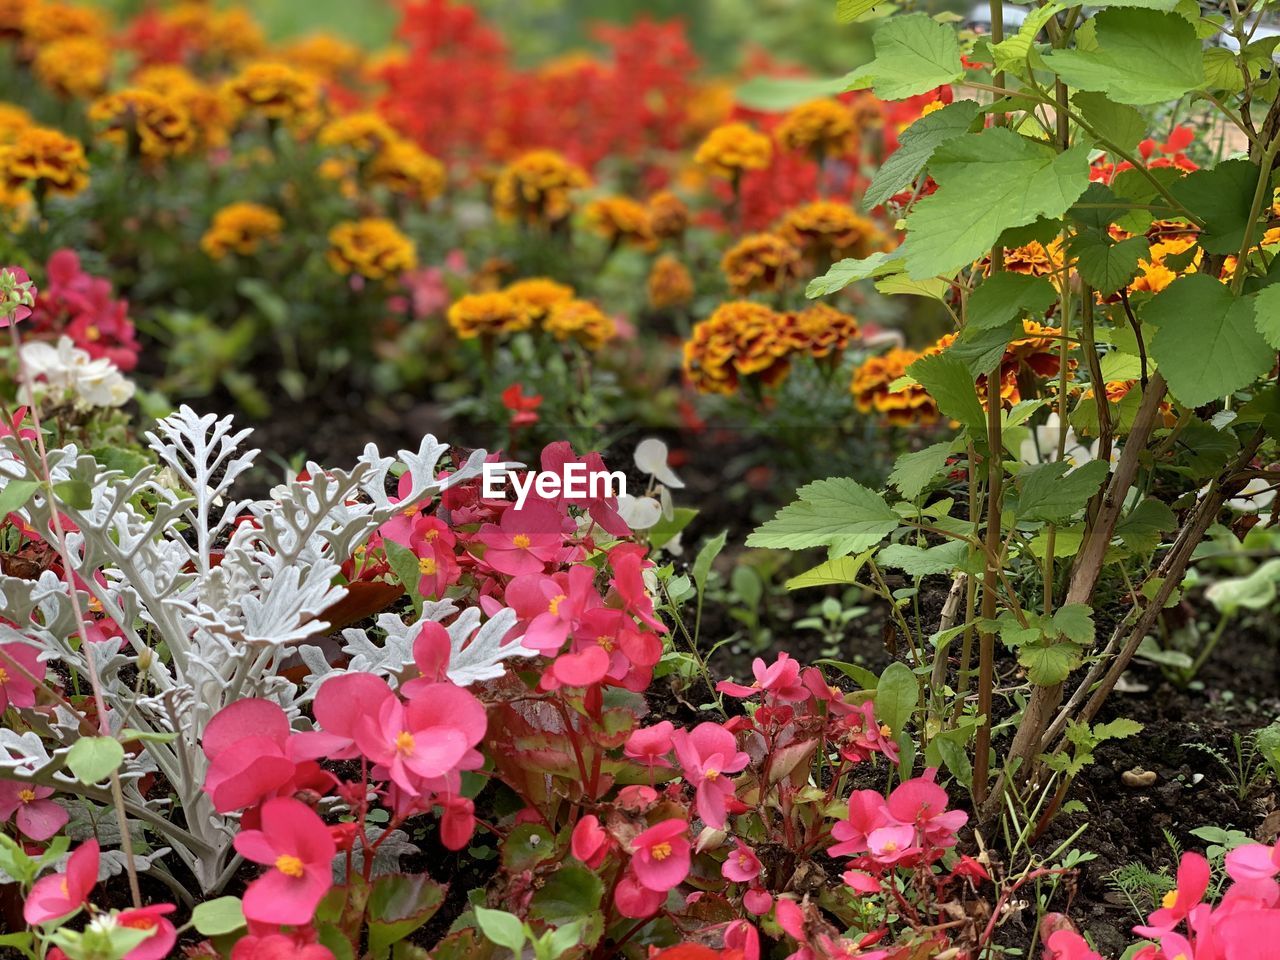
[1018, 641, 1083, 685]
[1051, 603, 1095, 643]
[1071, 91, 1146, 155]
[806, 251, 900, 298]
[907, 352, 987, 435]
[836, 0, 881, 22]
[1146, 275, 1272, 407]
[474, 908, 526, 954]
[66, 736, 124, 786]
[948, 319, 1021, 378]
[991, 3, 1061, 75]
[1093, 717, 1144, 741]
[1254, 282, 1280, 348]
[1169, 159, 1259, 254]
[784, 551, 875, 589]
[967, 272, 1059, 331]
[1015, 461, 1109, 522]
[899, 129, 1092, 279]
[530, 863, 604, 926]
[1042, 10, 1204, 105]
[747, 479, 897, 552]
[888, 441, 955, 500]
[878, 540, 969, 577]
[1069, 234, 1148, 294]
[844, 14, 964, 101]
[864, 100, 982, 208]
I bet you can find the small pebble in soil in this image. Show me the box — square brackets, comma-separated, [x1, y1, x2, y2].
[1121, 768, 1158, 788]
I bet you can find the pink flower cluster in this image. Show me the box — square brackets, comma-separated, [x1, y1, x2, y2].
[26, 250, 140, 371]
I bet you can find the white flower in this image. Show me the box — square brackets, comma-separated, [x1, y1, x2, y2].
[1019, 413, 1103, 469]
[634, 438, 684, 489]
[617, 493, 663, 530]
[1225, 477, 1277, 515]
[20, 336, 135, 408]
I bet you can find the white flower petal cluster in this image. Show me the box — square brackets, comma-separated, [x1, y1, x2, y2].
[20, 336, 135, 408]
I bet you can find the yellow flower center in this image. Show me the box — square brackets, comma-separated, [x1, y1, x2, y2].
[882, 840, 898, 853]
[597, 635, 614, 652]
[275, 854, 305, 878]
[402, 505, 417, 517]
[650, 842, 672, 861]
[120, 914, 157, 931]
[1162, 890, 1178, 910]
[85, 325, 100, 341]
[395, 730, 415, 755]
[738, 853, 751, 868]
[548, 593, 567, 616]
[422, 529, 438, 542]
[418, 557, 437, 575]
[18, 789, 36, 803]
[0, 667, 8, 683]
[353, 544, 366, 558]
[512, 534, 532, 549]
[879, 723, 893, 737]
[704, 768, 720, 781]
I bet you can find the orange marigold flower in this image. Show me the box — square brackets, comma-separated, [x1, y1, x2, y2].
[0, 104, 32, 145]
[279, 32, 362, 79]
[21, 0, 104, 46]
[785, 303, 860, 359]
[134, 66, 239, 150]
[158, 3, 265, 63]
[1129, 237, 1199, 295]
[544, 299, 616, 351]
[492, 150, 592, 226]
[201, 202, 283, 259]
[648, 254, 694, 311]
[683, 81, 735, 138]
[447, 291, 531, 339]
[683, 301, 790, 395]
[647, 191, 690, 241]
[326, 218, 416, 281]
[223, 61, 323, 129]
[0, 125, 88, 197]
[694, 122, 773, 180]
[0, 0, 36, 41]
[584, 195, 655, 248]
[368, 139, 446, 204]
[776, 98, 857, 160]
[33, 35, 111, 99]
[317, 111, 399, 155]
[1001, 240, 1065, 279]
[851, 348, 939, 426]
[1102, 380, 1178, 427]
[777, 201, 885, 264]
[720, 232, 801, 295]
[90, 89, 196, 159]
[504, 278, 575, 325]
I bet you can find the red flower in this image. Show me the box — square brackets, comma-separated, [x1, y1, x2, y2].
[501, 382, 542, 428]
[231, 934, 335, 960]
[117, 903, 177, 960]
[24, 839, 98, 925]
[201, 699, 301, 813]
[233, 798, 335, 926]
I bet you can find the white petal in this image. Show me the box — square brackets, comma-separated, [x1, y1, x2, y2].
[634, 437, 684, 488]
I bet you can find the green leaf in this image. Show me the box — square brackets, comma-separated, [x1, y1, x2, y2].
[474, 907, 526, 955]
[1115, 498, 1177, 553]
[0, 479, 39, 519]
[530, 863, 604, 926]
[1146, 275, 1273, 406]
[888, 441, 955, 501]
[899, 129, 1092, 279]
[191, 896, 246, 936]
[1169, 159, 1260, 254]
[1070, 91, 1146, 155]
[1254, 282, 1280, 348]
[967, 273, 1058, 331]
[1015, 461, 1110, 522]
[844, 14, 964, 101]
[692, 531, 727, 595]
[648, 507, 697, 550]
[368, 874, 446, 959]
[815, 658, 880, 689]
[878, 541, 969, 577]
[384, 539, 425, 617]
[991, 2, 1061, 75]
[836, 0, 880, 22]
[1051, 604, 1095, 643]
[1069, 234, 1148, 294]
[864, 100, 982, 208]
[747, 479, 897, 552]
[1093, 717, 1144, 741]
[907, 352, 987, 435]
[1019, 641, 1083, 685]
[65, 736, 124, 786]
[874, 661, 918, 736]
[1042, 9, 1204, 105]
[735, 75, 847, 111]
[948, 319, 1021, 378]
[52, 480, 91, 510]
[1205, 559, 1280, 613]
[89, 446, 150, 477]
[119, 728, 178, 744]
[806, 251, 900, 298]
[784, 552, 875, 590]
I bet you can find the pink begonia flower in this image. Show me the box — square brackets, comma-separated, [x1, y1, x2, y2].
[24, 839, 98, 925]
[886, 773, 967, 850]
[608, 543, 665, 633]
[724, 920, 761, 960]
[0, 780, 67, 841]
[0, 641, 43, 711]
[1225, 842, 1280, 883]
[842, 869, 881, 894]
[630, 819, 691, 892]
[721, 840, 761, 883]
[231, 933, 336, 960]
[625, 721, 674, 769]
[1043, 929, 1102, 960]
[743, 886, 773, 915]
[353, 682, 487, 794]
[547, 645, 611, 688]
[233, 797, 335, 926]
[614, 868, 666, 918]
[439, 795, 475, 851]
[403, 622, 452, 691]
[671, 722, 750, 829]
[571, 814, 611, 869]
[617, 784, 659, 811]
[506, 566, 597, 653]
[829, 790, 894, 857]
[1214, 908, 1280, 958]
[117, 904, 177, 960]
[865, 824, 919, 866]
[474, 500, 565, 576]
[1134, 852, 1210, 937]
[202, 698, 299, 813]
[538, 442, 630, 537]
[292, 672, 398, 761]
[715, 652, 808, 703]
[1, 266, 33, 325]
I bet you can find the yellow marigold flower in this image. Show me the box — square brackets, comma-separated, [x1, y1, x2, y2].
[90, 89, 196, 160]
[279, 32, 362, 79]
[925, 320, 1070, 409]
[720, 232, 801, 295]
[21, 1, 104, 46]
[648, 254, 694, 311]
[851, 348, 939, 426]
[683, 81, 735, 138]
[0, 180, 33, 228]
[1129, 237, 1200, 295]
[492, 149, 592, 226]
[0, 104, 32, 145]
[447, 291, 531, 339]
[920, 100, 946, 118]
[785, 303, 860, 359]
[584, 195, 654, 248]
[318, 111, 398, 155]
[134, 68, 239, 150]
[206, 6, 266, 63]
[544, 298, 616, 350]
[223, 61, 323, 128]
[0, 125, 88, 197]
[1101, 380, 1178, 427]
[504, 278, 574, 325]
[33, 35, 110, 99]
[683, 301, 790, 395]
[776, 99, 856, 160]
[0, 0, 36, 41]
[200, 202, 283, 259]
[1000, 239, 1066, 279]
[647, 191, 689, 241]
[326, 218, 416, 281]
[694, 122, 773, 180]
[367, 139, 446, 204]
[778, 201, 884, 264]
